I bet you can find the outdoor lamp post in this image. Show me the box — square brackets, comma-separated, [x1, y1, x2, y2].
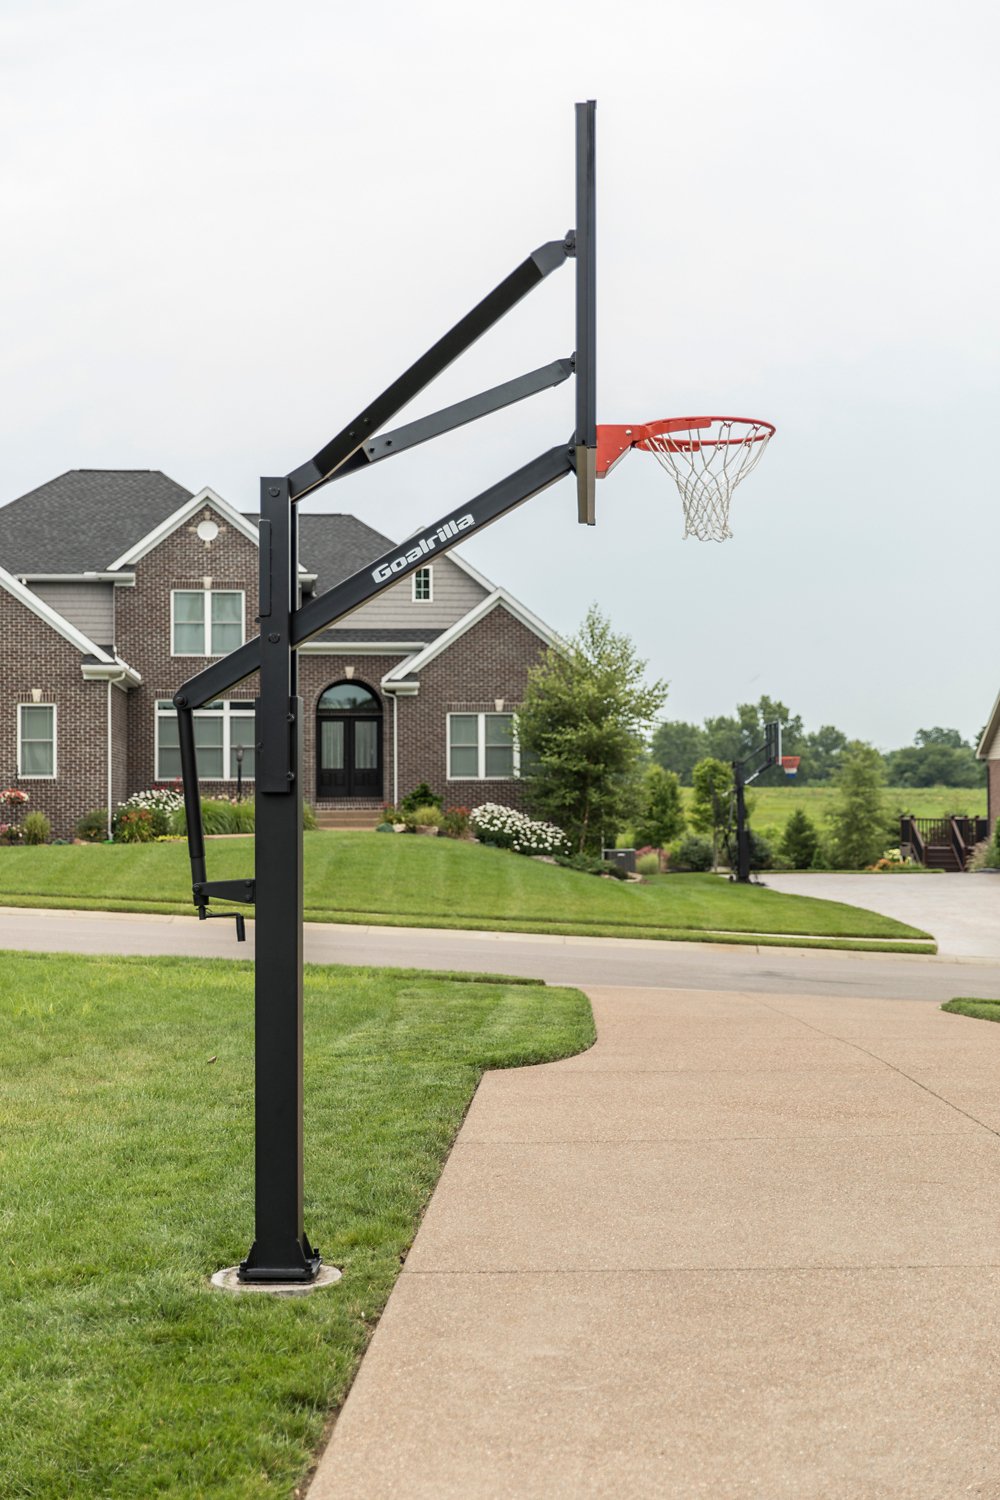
[235, 743, 244, 803]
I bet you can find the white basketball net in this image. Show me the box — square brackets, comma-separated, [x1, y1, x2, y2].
[640, 419, 773, 542]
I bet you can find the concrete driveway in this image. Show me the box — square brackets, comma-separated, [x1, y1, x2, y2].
[764, 872, 1000, 961]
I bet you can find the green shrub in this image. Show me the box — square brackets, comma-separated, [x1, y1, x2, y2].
[781, 808, 820, 868]
[404, 804, 444, 829]
[440, 806, 471, 839]
[671, 834, 714, 872]
[400, 782, 442, 814]
[169, 799, 312, 836]
[303, 801, 317, 831]
[115, 808, 156, 843]
[21, 811, 51, 845]
[75, 809, 108, 843]
[375, 822, 395, 833]
[554, 852, 629, 880]
[747, 828, 774, 871]
[636, 851, 660, 876]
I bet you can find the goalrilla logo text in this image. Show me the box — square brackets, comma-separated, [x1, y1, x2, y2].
[371, 515, 475, 582]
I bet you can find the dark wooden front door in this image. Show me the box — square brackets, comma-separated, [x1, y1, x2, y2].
[317, 714, 382, 799]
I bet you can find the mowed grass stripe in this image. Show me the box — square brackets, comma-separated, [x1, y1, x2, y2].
[0, 835, 928, 947]
[0, 952, 594, 1499]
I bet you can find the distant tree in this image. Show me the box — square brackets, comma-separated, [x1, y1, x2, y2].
[634, 764, 686, 849]
[914, 726, 968, 750]
[702, 714, 742, 765]
[650, 720, 706, 785]
[735, 695, 808, 785]
[827, 742, 888, 869]
[516, 605, 667, 855]
[781, 808, 820, 869]
[689, 757, 734, 870]
[802, 724, 849, 783]
[883, 741, 982, 789]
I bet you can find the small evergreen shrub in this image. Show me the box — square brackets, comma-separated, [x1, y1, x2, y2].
[781, 808, 820, 868]
[75, 809, 108, 843]
[400, 783, 442, 814]
[671, 835, 714, 872]
[21, 811, 51, 845]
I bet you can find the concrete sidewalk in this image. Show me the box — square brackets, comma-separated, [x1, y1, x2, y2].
[309, 984, 1000, 1499]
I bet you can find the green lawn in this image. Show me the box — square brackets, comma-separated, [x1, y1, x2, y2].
[941, 998, 1000, 1023]
[697, 782, 987, 839]
[0, 951, 594, 1498]
[0, 834, 932, 950]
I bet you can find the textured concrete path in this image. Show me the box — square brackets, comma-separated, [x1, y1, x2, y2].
[309, 984, 1000, 1499]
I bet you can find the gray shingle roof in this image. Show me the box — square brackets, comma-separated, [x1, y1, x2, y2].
[246, 512, 396, 594]
[0, 470, 193, 574]
[309, 627, 442, 644]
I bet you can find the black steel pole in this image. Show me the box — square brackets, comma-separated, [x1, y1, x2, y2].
[239, 476, 318, 1283]
[734, 764, 750, 884]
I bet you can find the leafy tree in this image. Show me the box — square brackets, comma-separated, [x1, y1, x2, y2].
[883, 740, 982, 789]
[516, 605, 667, 855]
[802, 724, 848, 783]
[781, 808, 820, 868]
[826, 741, 888, 869]
[650, 720, 706, 784]
[634, 764, 686, 849]
[701, 714, 742, 765]
[914, 726, 968, 749]
[689, 757, 734, 870]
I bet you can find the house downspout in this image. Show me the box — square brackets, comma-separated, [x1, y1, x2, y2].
[393, 691, 399, 806]
[106, 673, 128, 840]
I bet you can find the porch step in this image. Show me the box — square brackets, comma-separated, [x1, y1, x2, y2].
[314, 804, 383, 830]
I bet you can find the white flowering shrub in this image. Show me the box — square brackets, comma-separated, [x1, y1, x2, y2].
[114, 787, 185, 839]
[469, 803, 569, 857]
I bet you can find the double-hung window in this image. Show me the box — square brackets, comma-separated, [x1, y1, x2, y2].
[171, 590, 244, 656]
[156, 700, 256, 781]
[18, 704, 56, 777]
[447, 712, 517, 779]
[412, 566, 433, 602]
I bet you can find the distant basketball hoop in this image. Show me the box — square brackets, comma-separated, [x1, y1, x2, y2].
[781, 756, 800, 778]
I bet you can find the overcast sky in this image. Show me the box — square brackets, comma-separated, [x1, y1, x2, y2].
[2, 0, 996, 748]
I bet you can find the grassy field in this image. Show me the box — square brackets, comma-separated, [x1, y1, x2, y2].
[0, 952, 594, 1498]
[0, 835, 932, 949]
[691, 783, 987, 839]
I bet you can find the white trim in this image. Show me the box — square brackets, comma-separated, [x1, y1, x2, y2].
[299, 639, 429, 655]
[82, 661, 142, 687]
[17, 702, 57, 779]
[383, 589, 563, 683]
[107, 488, 261, 570]
[446, 710, 519, 781]
[0, 564, 117, 663]
[17, 572, 135, 586]
[170, 587, 245, 658]
[977, 689, 1000, 760]
[412, 564, 433, 603]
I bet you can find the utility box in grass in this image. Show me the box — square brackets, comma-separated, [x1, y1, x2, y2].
[602, 848, 636, 874]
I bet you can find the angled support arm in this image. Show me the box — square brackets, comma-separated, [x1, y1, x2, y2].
[322, 357, 574, 482]
[285, 239, 573, 500]
[174, 443, 574, 917]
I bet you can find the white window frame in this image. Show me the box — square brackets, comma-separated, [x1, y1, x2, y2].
[446, 711, 520, 781]
[412, 565, 433, 603]
[170, 589, 245, 657]
[17, 702, 57, 779]
[155, 699, 256, 782]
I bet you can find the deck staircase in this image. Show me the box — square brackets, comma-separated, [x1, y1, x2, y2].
[899, 815, 988, 872]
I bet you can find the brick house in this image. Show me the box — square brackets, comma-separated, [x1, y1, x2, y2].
[0, 470, 560, 838]
[977, 692, 1000, 834]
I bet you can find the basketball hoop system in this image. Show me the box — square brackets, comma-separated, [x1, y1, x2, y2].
[596, 416, 776, 541]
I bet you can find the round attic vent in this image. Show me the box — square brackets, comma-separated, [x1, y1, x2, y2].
[197, 518, 220, 543]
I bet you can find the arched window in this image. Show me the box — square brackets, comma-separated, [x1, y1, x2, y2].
[317, 682, 380, 713]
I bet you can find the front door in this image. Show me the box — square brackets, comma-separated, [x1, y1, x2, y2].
[316, 681, 383, 800]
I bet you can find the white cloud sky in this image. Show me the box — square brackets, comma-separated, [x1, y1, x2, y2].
[2, 0, 997, 745]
